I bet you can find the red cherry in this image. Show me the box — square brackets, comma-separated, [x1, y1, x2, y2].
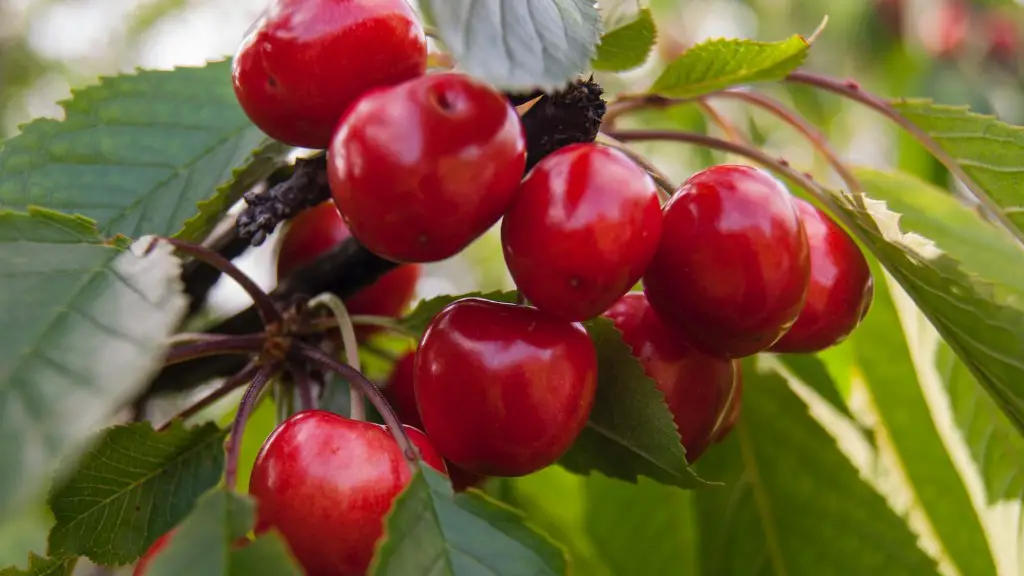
[643, 165, 810, 358]
[277, 201, 421, 323]
[770, 199, 873, 353]
[134, 531, 175, 576]
[384, 351, 489, 491]
[414, 298, 597, 476]
[329, 72, 527, 263]
[501, 143, 663, 321]
[712, 367, 743, 444]
[383, 351, 421, 428]
[250, 410, 446, 576]
[984, 14, 1018, 64]
[232, 0, 426, 149]
[603, 293, 738, 463]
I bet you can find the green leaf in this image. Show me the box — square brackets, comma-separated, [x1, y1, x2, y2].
[851, 265, 996, 576]
[559, 317, 711, 488]
[399, 290, 518, 335]
[0, 554, 76, 576]
[772, 353, 853, 420]
[48, 422, 227, 565]
[497, 468, 611, 576]
[694, 358, 938, 575]
[177, 140, 293, 242]
[891, 100, 1024, 241]
[0, 507, 52, 569]
[0, 60, 291, 240]
[649, 35, 809, 98]
[0, 209, 188, 519]
[421, 0, 603, 91]
[938, 342, 1024, 502]
[592, 8, 656, 72]
[146, 489, 302, 576]
[841, 169, 1024, 432]
[584, 473, 697, 576]
[371, 464, 567, 575]
[229, 534, 303, 576]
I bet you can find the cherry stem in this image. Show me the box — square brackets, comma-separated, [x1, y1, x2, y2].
[784, 71, 1024, 245]
[291, 364, 317, 412]
[295, 342, 420, 469]
[706, 90, 863, 194]
[308, 293, 365, 421]
[595, 133, 675, 202]
[156, 361, 260, 432]
[603, 128, 867, 250]
[163, 334, 265, 366]
[155, 237, 283, 325]
[606, 90, 863, 195]
[225, 363, 281, 491]
[695, 99, 747, 146]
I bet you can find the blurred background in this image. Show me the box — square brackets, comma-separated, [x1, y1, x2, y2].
[1, 0, 1022, 573]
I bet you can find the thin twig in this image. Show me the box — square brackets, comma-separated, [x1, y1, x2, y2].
[225, 364, 281, 491]
[295, 342, 419, 469]
[308, 293, 366, 421]
[707, 90, 862, 193]
[156, 361, 261, 432]
[604, 129, 859, 241]
[156, 237, 283, 325]
[291, 364, 317, 412]
[785, 70, 1024, 246]
[163, 335, 265, 366]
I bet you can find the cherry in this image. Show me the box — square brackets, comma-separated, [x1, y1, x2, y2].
[276, 201, 421, 324]
[712, 371, 743, 444]
[603, 293, 739, 463]
[769, 199, 873, 353]
[414, 298, 598, 476]
[501, 143, 663, 321]
[134, 531, 175, 575]
[250, 410, 446, 576]
[232, 0, 426, 149]
[643, 165, 810, 359]
[329, 72, 527, 263]
[384, 351, 488, 491]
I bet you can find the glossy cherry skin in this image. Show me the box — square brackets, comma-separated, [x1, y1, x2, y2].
[277, 201, 421, 323]
[415, 298, 598, 476]
[643, 165, 810, 358]
[501, 143, 663, 321]
[134, 531, 175, 575]
[250, 410, 446, 576]
[232, 0, 426, 149]
[329, 72, 527, 263]
[603, 293, 739, 463]
[384, 351, 488, 491]
[712, 368, 743, 444]
[769, 199, 873, 353]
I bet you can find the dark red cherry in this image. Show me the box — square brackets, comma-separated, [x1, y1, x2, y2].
[643, 165, 810, 358]
[250, 410, 445, 576]
[770, 199, 873, 353]
[384, 351, 489, 491]
[329, 72, 527, 263]
[232, 0, 426, 149]
[414, 298, 597, 476]
[276, 201, 421, 324]
[501, 143, 663, 321]
[603, 292, 738, 463]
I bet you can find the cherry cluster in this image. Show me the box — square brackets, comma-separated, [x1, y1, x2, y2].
[137, 0, 874, 574]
